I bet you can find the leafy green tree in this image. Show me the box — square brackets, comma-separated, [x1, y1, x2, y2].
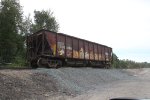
[112, 53, 120, 68]
[0, 0, 23, 63]
[119, 60, 128, 68]
[32, 10, 59, 32]
[21, 14, 33, 36]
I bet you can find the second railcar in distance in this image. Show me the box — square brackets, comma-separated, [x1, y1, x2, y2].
[26, 29, 112, 68]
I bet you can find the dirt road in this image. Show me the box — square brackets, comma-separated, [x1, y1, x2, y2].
[0, 68, 150, 100]
[72, 68, 150, 100]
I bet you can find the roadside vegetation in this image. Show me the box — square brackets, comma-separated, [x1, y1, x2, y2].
[0, 0, 59, 68]
[112, 53, 150, 68]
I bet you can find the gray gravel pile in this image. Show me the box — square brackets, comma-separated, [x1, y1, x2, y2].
[0, 68, 137, 100]
[35, 68, 135, 95]
[0, 70, 67, 100]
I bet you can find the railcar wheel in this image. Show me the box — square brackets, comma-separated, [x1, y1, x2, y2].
[37, 58, 44, 67]
[37, 58, 41, 67]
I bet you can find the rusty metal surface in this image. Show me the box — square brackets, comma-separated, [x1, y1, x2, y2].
[66, 36, 73, 58]
[27, 31, 43, 60]
[79, 40, 84, 59]
[85, 41, 89, 60]
[105, 47, 109, 61]
[45, 31, 56, 56]
[57, 34, 65, 57]
[94, 44, 98, 61]
[98, 45, 102, 61]
[101, 46, 105, 61]
[27, 29, 112, 65]
[73, 38, 79, 58]
[89, 43, 94, 60]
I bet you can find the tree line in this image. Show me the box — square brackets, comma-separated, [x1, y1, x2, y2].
[112, 53, 150, 68]
[0, 0, 59, 66]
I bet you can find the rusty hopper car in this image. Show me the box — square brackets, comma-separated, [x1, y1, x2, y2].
[26, 29, 112, 68]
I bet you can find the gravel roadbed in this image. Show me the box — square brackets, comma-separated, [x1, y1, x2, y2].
[0, 68, 148, 100]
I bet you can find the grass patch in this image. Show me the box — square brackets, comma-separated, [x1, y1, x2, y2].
[0, 56, 29, 69]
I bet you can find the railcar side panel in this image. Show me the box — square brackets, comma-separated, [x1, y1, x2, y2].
[41, 34, 51, 55]
[101, 46, 105, 61]
[79, 40, 84, 59]
[98, 45, 102, 61]
[94, 44, 98, 60]
[73, 38, 79, 58]
[57, 34, 65, 57]
[45, 31, 56, 56]
[105, 47, 109, 61]
[66, 36, 73, 58]
[89, 43, 94, 60]
[85, 41, 89, 60]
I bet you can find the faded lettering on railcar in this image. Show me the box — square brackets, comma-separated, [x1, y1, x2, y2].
[57, 34, 65, 57]
[85, 42, 89, 60]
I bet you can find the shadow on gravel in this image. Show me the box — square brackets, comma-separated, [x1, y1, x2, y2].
[58, 66, 108, 69]
[0, 65, 113, 70]
[0, 67, 33, 70]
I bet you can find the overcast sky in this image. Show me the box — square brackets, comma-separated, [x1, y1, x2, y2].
[20, 0, 150, 62]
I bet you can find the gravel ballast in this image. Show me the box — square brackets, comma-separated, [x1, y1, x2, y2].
[0, 68, 148, 100]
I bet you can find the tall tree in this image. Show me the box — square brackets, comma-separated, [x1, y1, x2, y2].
[32, 10, 59, 32]
[0, 0, 23, 63]
[21, 14, 33, 36]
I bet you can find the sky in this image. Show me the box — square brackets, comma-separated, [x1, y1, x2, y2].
[20, 0, 150, 62]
